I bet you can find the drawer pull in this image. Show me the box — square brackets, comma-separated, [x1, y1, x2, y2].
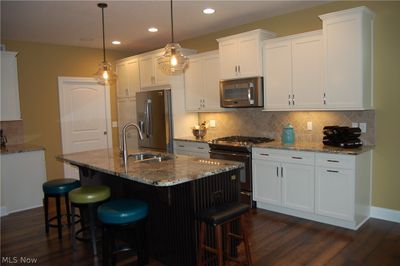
[178, 145, 185, 148]
[292, 156, 303, 160]
[260, 153, 269, 156]
[276, 167, 279, 177]
[197, 147, 205, 150]
[327, 159, 339, 163]
[327, 170, 339, 173]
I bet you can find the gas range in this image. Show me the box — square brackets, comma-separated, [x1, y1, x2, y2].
[208, 135, 274, 152]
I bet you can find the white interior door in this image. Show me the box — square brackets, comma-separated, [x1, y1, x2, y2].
[58, 77, 112, 179]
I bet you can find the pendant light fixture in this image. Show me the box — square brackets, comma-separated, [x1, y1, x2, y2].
[94, 2, 116, 85]
[157, 0, 188, 75]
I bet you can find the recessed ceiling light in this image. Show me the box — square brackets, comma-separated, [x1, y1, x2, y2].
[112, 40, 121, 45]
[148, 27, 158, 33]
[203, 8, 215, 15]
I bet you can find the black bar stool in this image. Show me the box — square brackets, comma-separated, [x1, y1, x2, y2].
[69, 185, 111, 256]
[196, 202, 252, 266]
[42, 178, 81, 239]
[97, 199, 149, 266]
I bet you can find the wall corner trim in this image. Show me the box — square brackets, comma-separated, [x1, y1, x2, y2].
[370, 206, 400, 223]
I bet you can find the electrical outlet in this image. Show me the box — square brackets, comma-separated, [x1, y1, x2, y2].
[209, 120, 216, 128]
[352, 122, 359, 128]
[307, 121, 312, 131]
[112, 121, 118, 128]
[359, 122, 367, 133]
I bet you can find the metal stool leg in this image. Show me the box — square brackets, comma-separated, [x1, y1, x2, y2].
[71, 205, 77, 251]
[55, 195, 62, 239]
[88, 204, 98, 256]
[65, 193, 72, 227]
[44, 194, 49, 234]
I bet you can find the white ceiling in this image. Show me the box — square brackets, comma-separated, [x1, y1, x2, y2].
[1, 1, 328, 54]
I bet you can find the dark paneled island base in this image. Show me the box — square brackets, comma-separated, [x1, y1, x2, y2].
[78, 166, 241, 266]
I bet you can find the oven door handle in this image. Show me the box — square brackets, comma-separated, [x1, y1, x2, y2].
[209, 150, 250, 158]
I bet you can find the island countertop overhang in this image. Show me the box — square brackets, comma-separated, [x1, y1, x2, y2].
[58, 148, 244, 187]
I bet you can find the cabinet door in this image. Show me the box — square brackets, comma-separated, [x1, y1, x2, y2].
[292, 35, 324, 109]
[219, 39, 238, 80]
[1, 52, 21, 121]
[323, 16, 363, 109]
[263, 40, 292, 110]
[116, 62, 130, 98]
[237, 36, 261, 78]
[117, 98, 138, 150]
[282, 163, 315, 213]
[202, 53, 222, 111]
[252, 159, 281, 206]
[127, 59, 140, 97]
[184, 57, 203, 111]
[154, 53, 170, 86]
[315, 166, 355, 221]
[139, 55, 154, 88]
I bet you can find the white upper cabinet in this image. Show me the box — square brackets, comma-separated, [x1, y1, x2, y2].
[217, 29, 275, 80]
[139, 52, 169, 88]
[263, 31, 324, 111]
[1, 51, 21, 121]
[116, 57, 140, 98]
[184, 51, 223, 112]
[319, 6, 374, 110]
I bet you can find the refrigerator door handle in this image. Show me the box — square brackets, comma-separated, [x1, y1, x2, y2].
[147, 99, 152, 137]
[144, 100, 149, 137]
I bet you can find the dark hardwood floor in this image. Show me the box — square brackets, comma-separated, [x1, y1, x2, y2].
[1, 202, 399, 265]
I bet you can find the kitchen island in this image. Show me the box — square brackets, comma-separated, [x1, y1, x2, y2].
[59, 148, 243, 266]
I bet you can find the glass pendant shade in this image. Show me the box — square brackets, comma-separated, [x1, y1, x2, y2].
[94, 61, 116, 85]
[158, 43, 188, 75]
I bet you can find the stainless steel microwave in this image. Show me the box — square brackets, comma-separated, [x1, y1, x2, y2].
[220, 77, 263, 108]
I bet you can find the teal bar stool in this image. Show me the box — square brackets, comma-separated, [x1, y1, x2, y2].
[69, 185, 111, 256]
[42, 178, 81, 239]
[97, 199, 149, 266]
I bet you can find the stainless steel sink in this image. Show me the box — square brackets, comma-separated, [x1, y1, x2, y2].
[127, 152, 173, 163]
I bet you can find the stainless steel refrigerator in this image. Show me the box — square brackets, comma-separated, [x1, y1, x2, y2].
[136, 89, 173, 152]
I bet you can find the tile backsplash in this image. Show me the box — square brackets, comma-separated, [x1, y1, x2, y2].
[0, 120, 24, 145]
[199, 110, 375, 145]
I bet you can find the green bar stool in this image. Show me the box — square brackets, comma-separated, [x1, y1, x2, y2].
[69, 185, 111, 256]
[42, 178, 81, 239]
[97, 199, 149, 266]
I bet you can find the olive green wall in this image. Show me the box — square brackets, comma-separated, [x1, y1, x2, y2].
[181, 1, 400, 211]
[2, 40, 131, 181]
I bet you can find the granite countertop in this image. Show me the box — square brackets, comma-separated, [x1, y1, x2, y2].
[174, 136, 214, 143]
[58, 148, 243, 187]
[0, 143, 45, 154]
[253, 140, 373, 155]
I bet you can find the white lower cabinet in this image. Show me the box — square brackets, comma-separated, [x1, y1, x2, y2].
[253, 148, 315, 213]
[174, 140, 209, 158]
[253, 147, 371, 230]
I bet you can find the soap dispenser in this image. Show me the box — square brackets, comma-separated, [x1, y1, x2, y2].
[282, 124, 295, 144]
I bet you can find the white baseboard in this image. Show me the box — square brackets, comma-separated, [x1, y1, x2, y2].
[370, 206, 400, 223]
[1, 206, 8, 217]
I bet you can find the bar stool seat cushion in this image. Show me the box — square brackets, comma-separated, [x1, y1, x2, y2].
[196, 202, 249, 226]
[98, 199, 148, 225]
[43, 178, 81, 195]
[69, 186, 110, 204]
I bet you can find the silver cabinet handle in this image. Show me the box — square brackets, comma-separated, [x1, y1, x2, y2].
[288, 94, 291, 106]
[276, 166, 279, 177]
[327, 159, 339, 163]
[260, 153, 269, 156]
[323, 93, 326, 105]
[292, 94, 295, 105]
[281, 167, 283, 178]
[235, 65, 238, 74]
[292, 156, 303, 160]
[327, 170, 339, 173]
[197, 147, 205, 150]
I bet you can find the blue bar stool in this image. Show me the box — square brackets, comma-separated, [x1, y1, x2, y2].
[69, 185, 111, 256]
[97, 199, 149, 266]
[42, 178, 81, 239]
[196, 202, 252, 266]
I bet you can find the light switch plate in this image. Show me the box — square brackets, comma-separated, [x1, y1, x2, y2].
[307, 121, 312, 131]
[359, 122, 367, 133]
[209, 120, 216, 128]
[352, 122, 359, 128]
[112, 121, 118, 128]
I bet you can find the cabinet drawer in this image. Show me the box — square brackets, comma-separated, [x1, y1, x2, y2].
[174, 140, 209, 154]
[253, 148, 314, 165]
[316, 153, 355, 169]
